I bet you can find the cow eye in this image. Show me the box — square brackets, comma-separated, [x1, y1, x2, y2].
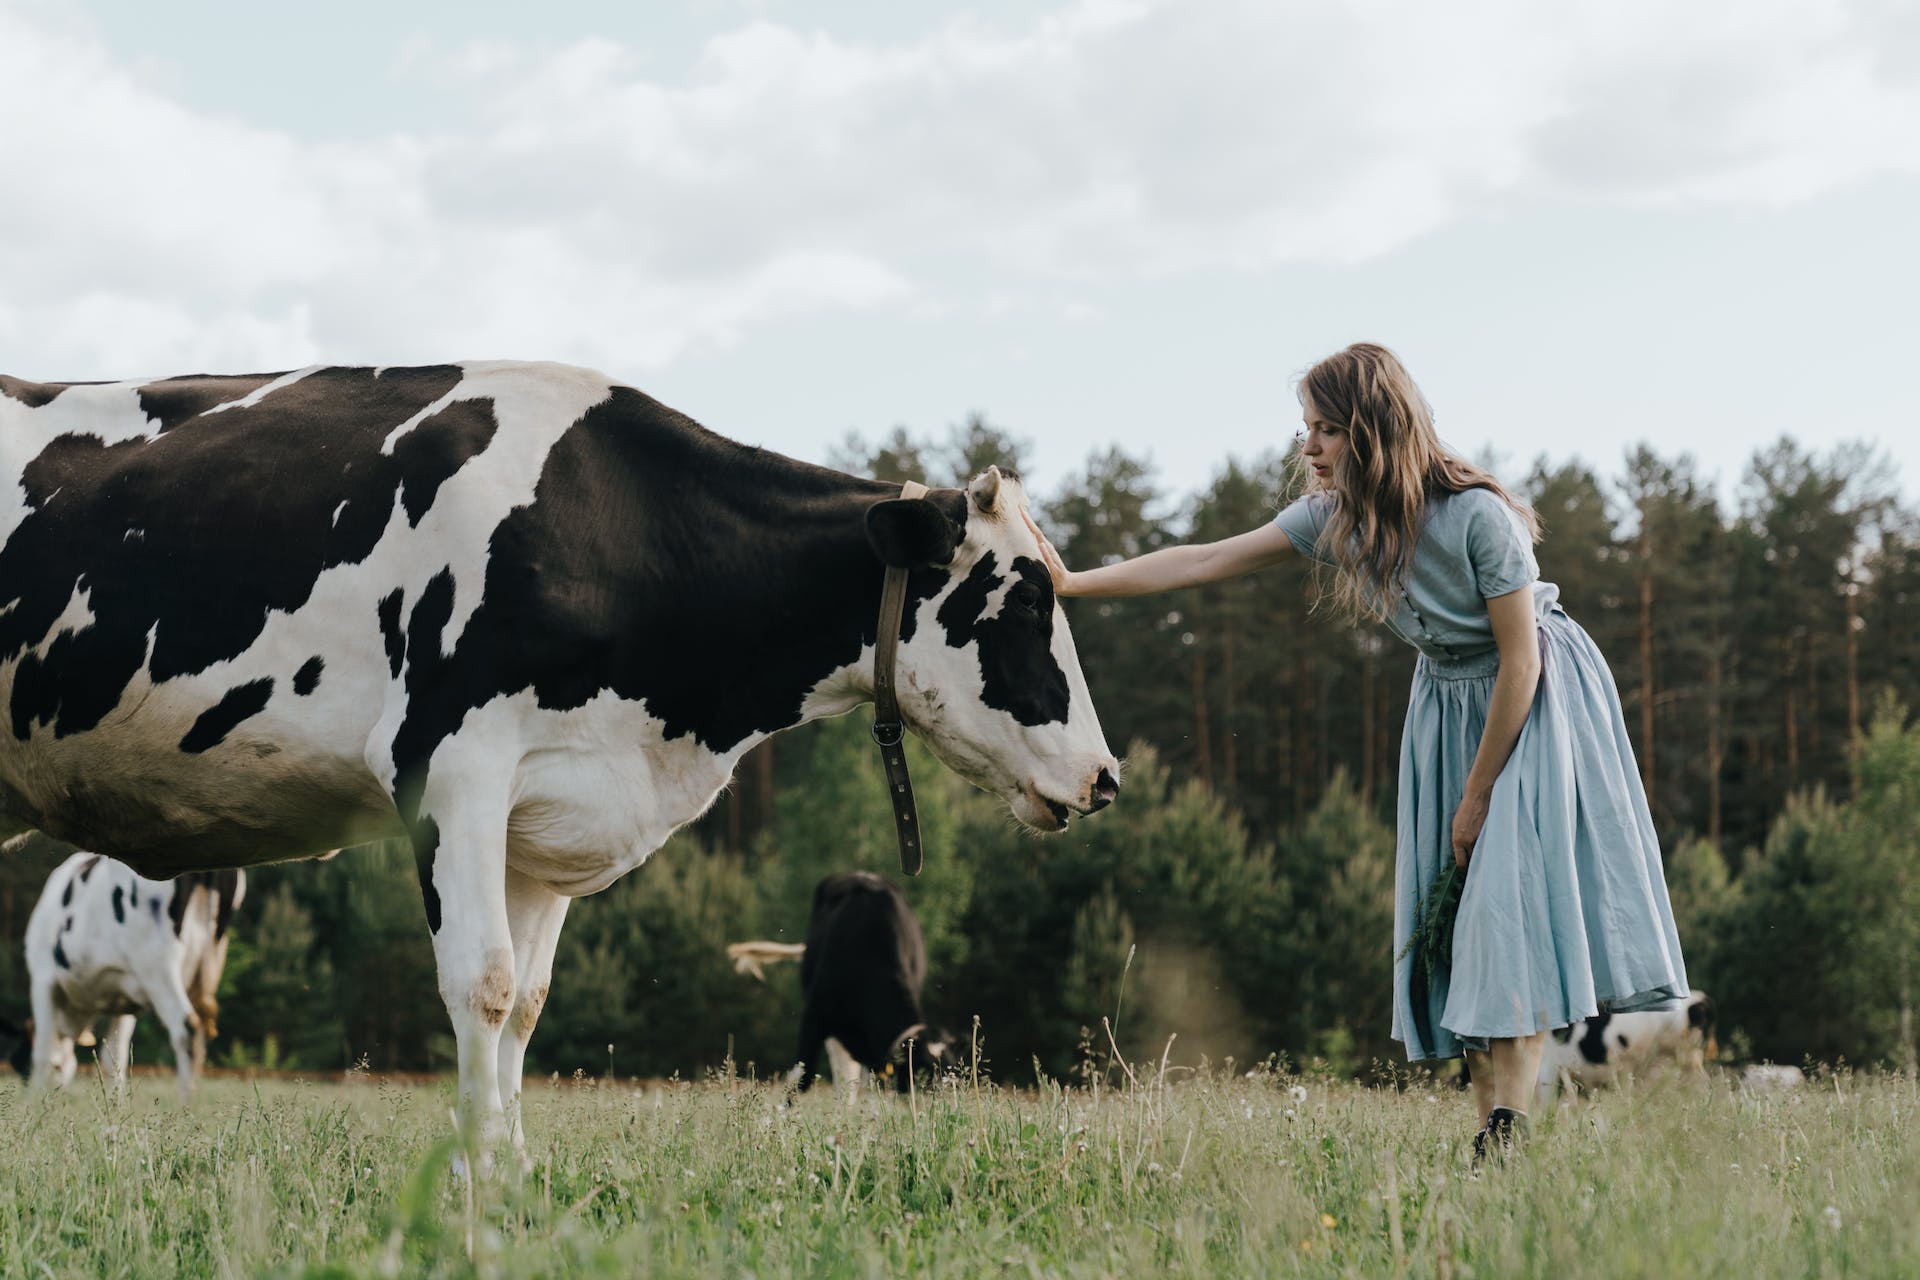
[1010, 581, 1044, 614]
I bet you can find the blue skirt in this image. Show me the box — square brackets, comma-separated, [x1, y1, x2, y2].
[1392, 609, 1689, 1061]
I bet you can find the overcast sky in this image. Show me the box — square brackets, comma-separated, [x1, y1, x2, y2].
[4, 0, 1917, 521]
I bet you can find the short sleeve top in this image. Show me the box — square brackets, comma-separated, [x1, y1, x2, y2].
[1272, 487, 1560, 664]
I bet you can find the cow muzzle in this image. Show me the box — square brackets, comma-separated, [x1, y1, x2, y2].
[1016, 763, 1121, 832]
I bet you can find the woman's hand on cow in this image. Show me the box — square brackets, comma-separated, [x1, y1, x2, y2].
[1451, 787, 1490, 868]
[1023, 509, 1078, 596]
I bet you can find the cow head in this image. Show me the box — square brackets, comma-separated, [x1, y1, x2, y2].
[888, 1023, 962, 1092]
[865, 468, 1119, 832]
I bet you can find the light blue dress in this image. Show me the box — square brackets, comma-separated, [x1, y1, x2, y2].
[1275, 488, 1688, 1061]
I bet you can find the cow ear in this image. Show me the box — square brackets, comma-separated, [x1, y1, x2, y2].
[968, 465, 1002, 514]
[865, 497, 961, 568]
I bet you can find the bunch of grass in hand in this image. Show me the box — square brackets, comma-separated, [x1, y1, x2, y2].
[1399, 860, 1465, 1052]
[1398, 859, 1466, 984]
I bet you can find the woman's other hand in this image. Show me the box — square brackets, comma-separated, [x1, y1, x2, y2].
[1451, 787, 1490, 868]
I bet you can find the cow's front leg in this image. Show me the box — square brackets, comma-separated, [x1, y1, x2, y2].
[497, 866, 570, 1162]
[413, 783, 516, 1163]
[27, 979, 76, 1091]
[96, 1014, 137, 1101]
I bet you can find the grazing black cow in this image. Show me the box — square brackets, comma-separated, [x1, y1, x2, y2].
[731, 871, 958, 1093]
[0, 363, 1117, 1154]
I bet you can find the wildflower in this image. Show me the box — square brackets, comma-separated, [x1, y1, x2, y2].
[1289, 1085, 1309, 1104]
[1823, 1205, 1842, 1231]
[1320, 1213, 1338, 1229]
[1147, 1162, 1162, 1175]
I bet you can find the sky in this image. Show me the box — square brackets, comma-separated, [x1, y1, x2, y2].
[3, 0, 1918, 521]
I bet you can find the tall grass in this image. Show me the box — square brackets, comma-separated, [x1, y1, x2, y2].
[0, 1061, 1913, 1277]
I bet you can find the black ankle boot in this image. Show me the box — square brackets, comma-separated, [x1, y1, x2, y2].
[1471, 1106, 1529, 1167]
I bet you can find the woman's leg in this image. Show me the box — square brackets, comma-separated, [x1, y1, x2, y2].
[1464, 1049, 1497, 1126]
[1489, 1033, 1546, 1113]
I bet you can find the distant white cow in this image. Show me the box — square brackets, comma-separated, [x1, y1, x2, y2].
[1538, 990, 1717, 1097]
[24, 853, 244, 1101]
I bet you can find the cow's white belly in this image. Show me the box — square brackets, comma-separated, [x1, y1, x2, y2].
[0, 649, 404, 873]
[437, 688, 751, 897]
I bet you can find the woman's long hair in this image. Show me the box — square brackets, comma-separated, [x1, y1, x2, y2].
[1292, 343, 1540, 624]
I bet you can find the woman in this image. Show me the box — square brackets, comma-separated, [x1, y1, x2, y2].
[1029, 343, 1688, 1160]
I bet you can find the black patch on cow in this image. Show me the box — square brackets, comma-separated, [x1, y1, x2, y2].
[0, 376, 90, 409]
[76, 855, 101, 882]
[167, 872, 206, 935]
[212, 869, 241, 940]
[111, 884, 125, 924]
[1550, 1025, 1573, 1044]
[52, 938, 69, 969]
[149, 897, 162, 922]
[413, 816, 442, 934]
[383, 386, 967, 812]
[1688, 996, 1716, 1031]
[378, 589, 406, 678]
[178, 678, 274, 753]
[397, 398, 498, 524]
[0, 366, 498, 741]
[935, 553, 1070, 726]
[1577, 1012, 1613, 1065]
[135, 374, 279, 433]
[60, 877, 73, 907]
[293, 656, 324, 696]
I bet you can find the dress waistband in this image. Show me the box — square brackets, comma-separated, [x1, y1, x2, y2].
[1414, 606, 1572, 682]
[1415, 648, 1502, 681]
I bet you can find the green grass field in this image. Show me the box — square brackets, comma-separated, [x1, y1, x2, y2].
[0, 1062, 1913, 1278]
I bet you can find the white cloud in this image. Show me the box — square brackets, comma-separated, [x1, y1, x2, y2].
[2, 0, 1915, 377]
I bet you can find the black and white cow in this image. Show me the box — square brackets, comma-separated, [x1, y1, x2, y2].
[23, 852, 243, 1101]
[730, 871, 958, 1094]
[0, 363, 1117, 1152]
[1538, 990, 1718, 1096]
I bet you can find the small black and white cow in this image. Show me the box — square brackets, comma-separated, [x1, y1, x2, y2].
[23, 852, 244, 1101]
[730, 871, 958, 1094]
[1538, 990, 1717, 1096]
[0, 363, 1117, 1154]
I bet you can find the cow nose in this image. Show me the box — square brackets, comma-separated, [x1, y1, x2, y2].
[1087, 766, 1119, 813]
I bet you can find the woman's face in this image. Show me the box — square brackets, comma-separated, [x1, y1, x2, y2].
[1299, 393, 1349, 488]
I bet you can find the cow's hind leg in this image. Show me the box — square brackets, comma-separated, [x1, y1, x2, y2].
[497, 866, 570, 1160]
[825, 1037, 864, 1104]
[411, 779, 517, 1165]
[96, 1014, 137, 1101]
[146, 975, 203, 1104]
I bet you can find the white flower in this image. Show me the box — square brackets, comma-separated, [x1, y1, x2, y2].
[1289, 1085, 1309, 1103]
[1823, 1205, 1842, 1231]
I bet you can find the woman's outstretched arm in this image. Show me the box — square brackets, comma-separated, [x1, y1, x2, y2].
[1450, 587, 1544, 867]
[1025, 514, 1297, 598]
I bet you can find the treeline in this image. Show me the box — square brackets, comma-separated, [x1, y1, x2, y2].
[1, 425, 1915, 1079]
